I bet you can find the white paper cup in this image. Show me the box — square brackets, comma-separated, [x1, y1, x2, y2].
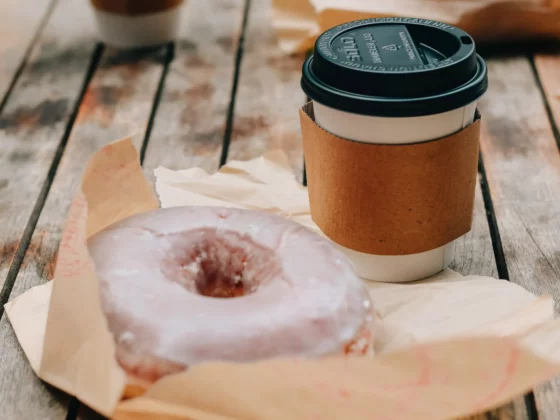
[91, 2, 184, 49]
[301, 18, 488, 282]
[313, 100, 477, 282]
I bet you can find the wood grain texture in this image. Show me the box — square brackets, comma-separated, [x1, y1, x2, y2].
[0, 29, 167, 420]
[0, 0, 54, 104]
[0, 0, 97, 292]
[142, 0, 245, 176]
[534, 52, 560, 135]
[0, 1, 98, 417]
[449, 177, 498, 278]
[0, 1, 552, 419]
[479, 56, 560, 419]
[225, 0, 306, 181]
[479, 57, 560, 309]
[8, 45, 167, 302]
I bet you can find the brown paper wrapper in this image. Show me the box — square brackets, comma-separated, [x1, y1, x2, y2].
[272, 0, 560, 54]
[40, 139, 159, 416]
[90, 0, 184, 16]
[5, 140, 560, 420]
[300, 103, 480, 255]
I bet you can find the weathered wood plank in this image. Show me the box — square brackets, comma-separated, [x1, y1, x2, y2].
[0, 0, 54, 106]
[0, 0, 99, 417]
[9, 43, 169, 298]
[450, 176, 498, 278]
[452, 174, 520, 420]
[479, 56, 560, 419]
[225, 0, 306, 181]
[0, 0, 97, 298]
[6, 45, 168, 299]
[0, 18, 168, 420]
[142, 0, 245, 176]
[479, 57, 560, 312]
[533, 52, 560, 136]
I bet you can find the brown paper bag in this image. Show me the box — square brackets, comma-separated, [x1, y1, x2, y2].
[272, 0, 560, 53]
[6, 139, 560, 419]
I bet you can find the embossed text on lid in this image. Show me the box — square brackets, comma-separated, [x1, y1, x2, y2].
[301, 18, 488, 117]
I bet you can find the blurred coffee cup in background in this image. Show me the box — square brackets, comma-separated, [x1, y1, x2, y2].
[90, 0, 185, 49]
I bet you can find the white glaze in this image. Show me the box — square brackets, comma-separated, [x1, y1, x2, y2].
[88, 207, 373, 382]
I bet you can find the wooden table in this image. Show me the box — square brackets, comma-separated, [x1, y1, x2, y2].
[0, 0, 558, 419]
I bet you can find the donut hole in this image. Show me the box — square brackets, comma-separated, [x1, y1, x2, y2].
[168, 228, 282, 299]
[193, 251, 248, 298]
[195, 257, 246, 298]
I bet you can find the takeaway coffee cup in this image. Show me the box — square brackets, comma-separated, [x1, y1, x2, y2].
[90, 0, 185, 49]
[300, 18, 488, 282]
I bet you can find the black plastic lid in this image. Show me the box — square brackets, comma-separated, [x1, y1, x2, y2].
[301, 17, 488, 117]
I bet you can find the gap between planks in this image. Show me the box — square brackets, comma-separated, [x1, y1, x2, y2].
[219, 0, 253, 167]
[63, 43, 175, 420]
[0, 15, 172, 420]
[0, 2, 107, 417]
[0, 0, 58, 115]
[222, 0, 307, 181]
[529, 53, 560, 152]
[1, 2, 549, 420]
[476, 53, 560, 419]
[523, 49, 560, 420]
[140, 0, 248, 176]
[476, 66, 538, 420]
[139, 43, 176, 164]
[70, 0, 251, 417]
[0, 43, 104, 420]
[478, 155, 510, 281]
[193, 1, 525, 418]
[0, 43, 105, 315]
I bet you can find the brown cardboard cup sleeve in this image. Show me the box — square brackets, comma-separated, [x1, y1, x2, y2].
[300, 102, 481, 256]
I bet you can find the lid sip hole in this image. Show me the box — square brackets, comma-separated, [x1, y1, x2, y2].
[461, 36, 473, 45]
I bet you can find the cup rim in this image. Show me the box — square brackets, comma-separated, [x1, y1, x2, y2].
[301, 18, 489, 118]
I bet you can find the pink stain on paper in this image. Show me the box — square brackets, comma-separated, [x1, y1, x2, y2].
[382, 346, 434, 418]
[308, 339, 526, 419]
[310, 348, 436, 419]
[55, 193, 89, 278]
[103, 143, 114, 157]
[88, 155, 136, 184]
[405, 346, 432, 388]
[314, 382, 353, 401]
[472, 344, 520, 411]
[338, 386, 351, 399]
[317, 346, 436, 419]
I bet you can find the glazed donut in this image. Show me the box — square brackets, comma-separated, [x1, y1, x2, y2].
[88, 206, 374, 385]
